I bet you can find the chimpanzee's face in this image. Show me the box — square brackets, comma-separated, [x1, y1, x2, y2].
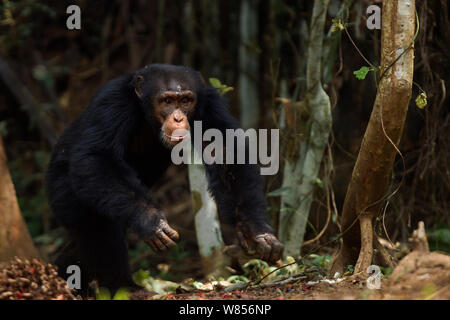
[134, 67, 199, 148]
[151, 79, 196, 147]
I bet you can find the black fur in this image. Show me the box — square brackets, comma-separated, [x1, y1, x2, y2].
[46, 64, 273, 294]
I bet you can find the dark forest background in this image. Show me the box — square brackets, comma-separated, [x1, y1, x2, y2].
[0, 0, 448, 280]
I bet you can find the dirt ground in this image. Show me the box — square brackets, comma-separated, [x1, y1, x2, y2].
[139, 249, 450, 300]
[1, 239, 449, 300]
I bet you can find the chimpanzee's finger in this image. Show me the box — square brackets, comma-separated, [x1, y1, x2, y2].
[152, 237, 167, 252]
[145, 239, 159, 253]
[157, 230, 177, 249]
[161, 223, 179, 242]
[255, 236, 271, 261]
[267, 235, 284, 263]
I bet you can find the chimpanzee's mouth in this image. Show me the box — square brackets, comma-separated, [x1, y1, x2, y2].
[164, 133, 188, 142]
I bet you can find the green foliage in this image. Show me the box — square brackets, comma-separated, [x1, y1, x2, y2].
[314, 177, 324, 189]
[9, 150, 51, 237]
[95, 287, 130, 300]
[306, 254, 331, 267]
[132, 269, 151, 287]
[331, 19, 344, 32]
[112, 288, 131, 300]
[209, 78, 234, 95]
[95, 287, 112, 300]
[242, 259, 270, 279]
[128, 240, 191, 282]
[415, 92, 428, 109]
[301, 254, 331, 277]
[353, 66, 374, 80]
[226, 275, 250, 283]
[380, 266, 393, 278]
[33, 230, 64, 248]
[0, 0, 57, 54]
[428, 227, 450, 253]
[345, 264, 354, 275]
[0, 121, 8, 136]
[167, 240, 190, 261]
[132, 269, 180, 294]
[128, 241, 151, 270]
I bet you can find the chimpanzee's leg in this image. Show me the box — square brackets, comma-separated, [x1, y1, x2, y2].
[73, 217, 138, 294]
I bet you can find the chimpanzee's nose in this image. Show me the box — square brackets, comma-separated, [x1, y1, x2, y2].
[173, 110, 184, 122]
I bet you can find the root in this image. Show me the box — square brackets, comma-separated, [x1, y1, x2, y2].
[354, 215, 373, 274]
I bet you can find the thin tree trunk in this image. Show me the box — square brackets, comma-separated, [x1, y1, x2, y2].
[330, 0, 415, 275]
[239, 0, 260, 129]
[183, 1, 225, 276]
[187, 144, 225, 276]
[279, 0, 331, 259]
[0, 136, 40, 261]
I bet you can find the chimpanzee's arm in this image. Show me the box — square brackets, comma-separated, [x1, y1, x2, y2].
[67, 78, 179, 252]
[199, 87, 284, 262]
[69, 151, 178, 252]
[69, 152, 155, 233]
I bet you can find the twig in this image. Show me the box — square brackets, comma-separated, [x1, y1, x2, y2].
[258, 274, 307, 288]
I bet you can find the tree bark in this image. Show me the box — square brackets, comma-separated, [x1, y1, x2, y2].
[330, 0, 415, 275]
[239, 0, 260, 129]
[278, 0, 331, 259]
[0, 135, 40, 262]
[187, 145, 225, 277]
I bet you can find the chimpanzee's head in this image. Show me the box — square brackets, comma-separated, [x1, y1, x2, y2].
[133, 64, 203, 148]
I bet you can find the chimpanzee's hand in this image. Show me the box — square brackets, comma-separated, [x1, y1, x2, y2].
[144, 219, 179, 253]
[236, 223, 284, 264]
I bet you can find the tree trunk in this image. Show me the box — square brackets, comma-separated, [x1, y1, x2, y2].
[187, 145, 225, 277]
[279, 0, 331, 259]
[329, 0, 415, 275]
[0, 135, 40, 262]
[239, 0, 260, 129]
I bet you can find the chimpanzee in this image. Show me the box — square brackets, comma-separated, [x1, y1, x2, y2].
[45, 64, 283, 294]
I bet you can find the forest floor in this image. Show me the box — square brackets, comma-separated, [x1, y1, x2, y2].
[131, 248, 450, 301]
[1, 242, 449, 300]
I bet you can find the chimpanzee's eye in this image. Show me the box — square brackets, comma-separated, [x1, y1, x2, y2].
[164, 97, 172, 104]
[181, 97, 190, 104]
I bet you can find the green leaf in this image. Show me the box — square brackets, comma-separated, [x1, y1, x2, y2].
[209, 78, 233, 96]
[219, 87, 234, 95]
[226, 275, 249, 283]
[314, 178, 324, 189]
[353, 66, 371, 80]
[331, 19, 344, 32]
[133, 269, 151, 286]
[415, 92, 427, 109]
[96, 287, 111, 300]
[113, 288, 130, 300]
[209, 78, 222, 88]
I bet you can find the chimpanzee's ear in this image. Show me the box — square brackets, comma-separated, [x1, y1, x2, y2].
[133, 74, 145, 99]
